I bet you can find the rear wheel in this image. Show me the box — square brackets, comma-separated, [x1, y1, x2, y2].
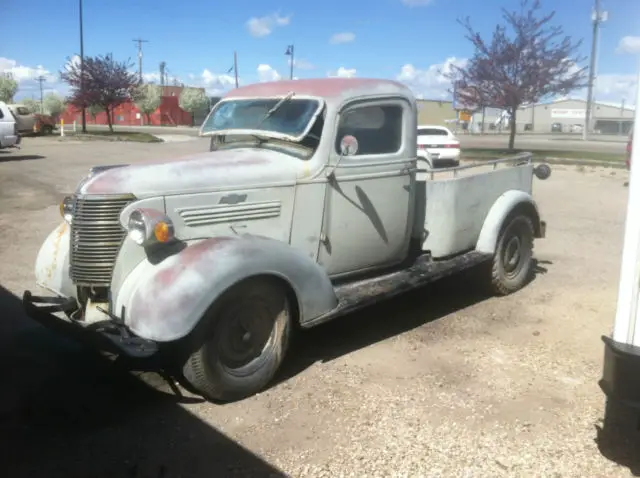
[489, 214, 535, 295]
[182, 278, 292, 402]
[42, 125, 53, 135]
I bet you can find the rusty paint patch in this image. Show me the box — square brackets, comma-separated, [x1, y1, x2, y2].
[227, 78, 410, 99]
[43, 222, 67, 283]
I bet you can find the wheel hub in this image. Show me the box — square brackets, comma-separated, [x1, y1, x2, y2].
[218, 304, 275, 370]
[503, 234, 523, 277]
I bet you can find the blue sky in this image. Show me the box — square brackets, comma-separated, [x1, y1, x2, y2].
[2, 0, 639, 103]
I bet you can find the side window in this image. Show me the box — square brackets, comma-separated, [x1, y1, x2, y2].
[16, 107, 30, 115]
[335, 104, 403, 156]
[0, 108, 3, 119]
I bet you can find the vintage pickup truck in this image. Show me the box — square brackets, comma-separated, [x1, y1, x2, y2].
[23, 78, 550, 402]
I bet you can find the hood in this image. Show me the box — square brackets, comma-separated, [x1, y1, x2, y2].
[77, 148, 299, 197]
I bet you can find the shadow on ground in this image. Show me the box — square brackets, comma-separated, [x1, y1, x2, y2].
[0, 285, 286, 478]
[596, 399, 640, 476]
[0, 150, 45, 162]
[278, 259, 551, 384]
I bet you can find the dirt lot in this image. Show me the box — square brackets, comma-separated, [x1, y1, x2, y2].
[0, 136, 639, 477]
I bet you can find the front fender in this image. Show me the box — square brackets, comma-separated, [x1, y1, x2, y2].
[475, 190, 542, 255]
[114, 235, 338, 342]
[34, 221, 75, 298]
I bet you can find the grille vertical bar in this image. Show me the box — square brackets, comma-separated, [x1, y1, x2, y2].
[69, 195, 134, 286]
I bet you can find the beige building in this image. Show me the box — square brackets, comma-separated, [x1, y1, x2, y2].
[416, 99, 457, 127]
[470, 98, 634, 135]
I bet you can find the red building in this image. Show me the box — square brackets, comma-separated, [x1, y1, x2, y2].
[60, 86, 205, 127]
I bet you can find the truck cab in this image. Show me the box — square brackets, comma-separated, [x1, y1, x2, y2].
[24, 78, 549, 402]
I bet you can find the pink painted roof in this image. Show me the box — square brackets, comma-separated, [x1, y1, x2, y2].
[224, 78, 414, 101]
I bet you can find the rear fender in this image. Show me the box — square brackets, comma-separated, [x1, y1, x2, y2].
[475, 190, 542, 255]
[34, 221, 75, 298]
[114, 235, 338, 342]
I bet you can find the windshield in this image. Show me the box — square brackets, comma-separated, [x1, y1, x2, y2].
[201, 97, 322, 139]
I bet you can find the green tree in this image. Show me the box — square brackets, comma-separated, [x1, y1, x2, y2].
[43, 93, 66, 119]
[133, 83, 162, 124]
[0, 73, 18, 103]
[87, 104, 102, 120]
[179, 87, 209, 126]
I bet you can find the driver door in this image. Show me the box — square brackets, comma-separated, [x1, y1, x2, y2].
[317, 98, 416, 277]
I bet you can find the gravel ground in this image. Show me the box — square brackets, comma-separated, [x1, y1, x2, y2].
[0, 136, 638, 477]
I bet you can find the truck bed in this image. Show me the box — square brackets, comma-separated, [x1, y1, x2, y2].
[416, 155, 535, 259]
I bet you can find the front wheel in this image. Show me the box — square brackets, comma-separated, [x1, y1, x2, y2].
[489, 214, 535, 295]
[182, 278, 292, 402]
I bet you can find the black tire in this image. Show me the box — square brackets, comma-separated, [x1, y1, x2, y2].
[182, 278, 291, 402]
[42, 125, 53, 135]
[489, 214, 535, 295]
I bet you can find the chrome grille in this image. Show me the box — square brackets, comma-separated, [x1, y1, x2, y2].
[69, 195, 134, 286]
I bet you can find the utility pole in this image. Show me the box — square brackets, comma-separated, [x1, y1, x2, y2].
[133, 38, 149, 82]
[285, 44, 294, 80]
[583, 0, 608, 140]
[79, 0, 86, 133]
[36, 75, 46, 113]
[234, 51, 239, 88]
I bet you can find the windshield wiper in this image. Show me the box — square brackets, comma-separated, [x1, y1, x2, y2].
[257, 91, 295, 127]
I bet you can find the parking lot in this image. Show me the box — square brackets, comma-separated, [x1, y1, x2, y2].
[1, 136, 639, 477]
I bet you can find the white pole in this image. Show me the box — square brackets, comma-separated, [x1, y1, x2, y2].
[73, 120, 77, 133]
[612, 64, 640, 346]
[60, 119, 64, 137]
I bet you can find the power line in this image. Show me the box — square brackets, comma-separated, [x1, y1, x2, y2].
[133, 38, 149, 82]
[36, 75, 46, 113]
[583, 0, 608, 141]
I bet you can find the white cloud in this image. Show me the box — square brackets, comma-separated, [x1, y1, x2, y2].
[329, 32, 356, 45]
[396, 57, 467, 99]
[0, 57, 66, 100]
[257, 64, 282, 82]
[246, 13, 291, 38]
[201, 69, 236, 95]
[616, 36, 640, 55]
[328, 67, 357, 78]
[401, 0, 434, 5]
[594, 73, 638, 103]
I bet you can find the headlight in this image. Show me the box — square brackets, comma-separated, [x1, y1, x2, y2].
[127, 208, 175, 247]
[60, 196, 74, 224]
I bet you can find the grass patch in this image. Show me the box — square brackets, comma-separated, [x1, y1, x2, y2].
[461, 148, 624, 163]
[62, 131, 163, 143]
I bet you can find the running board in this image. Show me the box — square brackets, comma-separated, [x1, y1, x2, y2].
[302, 250, 491, 328]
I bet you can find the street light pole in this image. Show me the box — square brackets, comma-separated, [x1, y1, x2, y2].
[79, 0, 86, 133]
[583, 0, 607, 141]
[285, 44, 294, 80]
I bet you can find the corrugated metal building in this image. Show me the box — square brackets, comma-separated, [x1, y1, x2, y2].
[470, 98, 634, 135]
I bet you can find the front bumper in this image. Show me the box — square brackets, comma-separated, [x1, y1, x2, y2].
[22, 290, 158, 358]
[599, 335, 640, 409]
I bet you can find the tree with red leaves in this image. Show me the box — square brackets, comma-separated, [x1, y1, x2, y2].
[61, 54, 140, 132]
[447, 0, 588, 150]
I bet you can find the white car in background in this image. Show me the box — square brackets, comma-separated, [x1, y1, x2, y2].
[0, 101, 20, 150]
[417, 125, 460, 168]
